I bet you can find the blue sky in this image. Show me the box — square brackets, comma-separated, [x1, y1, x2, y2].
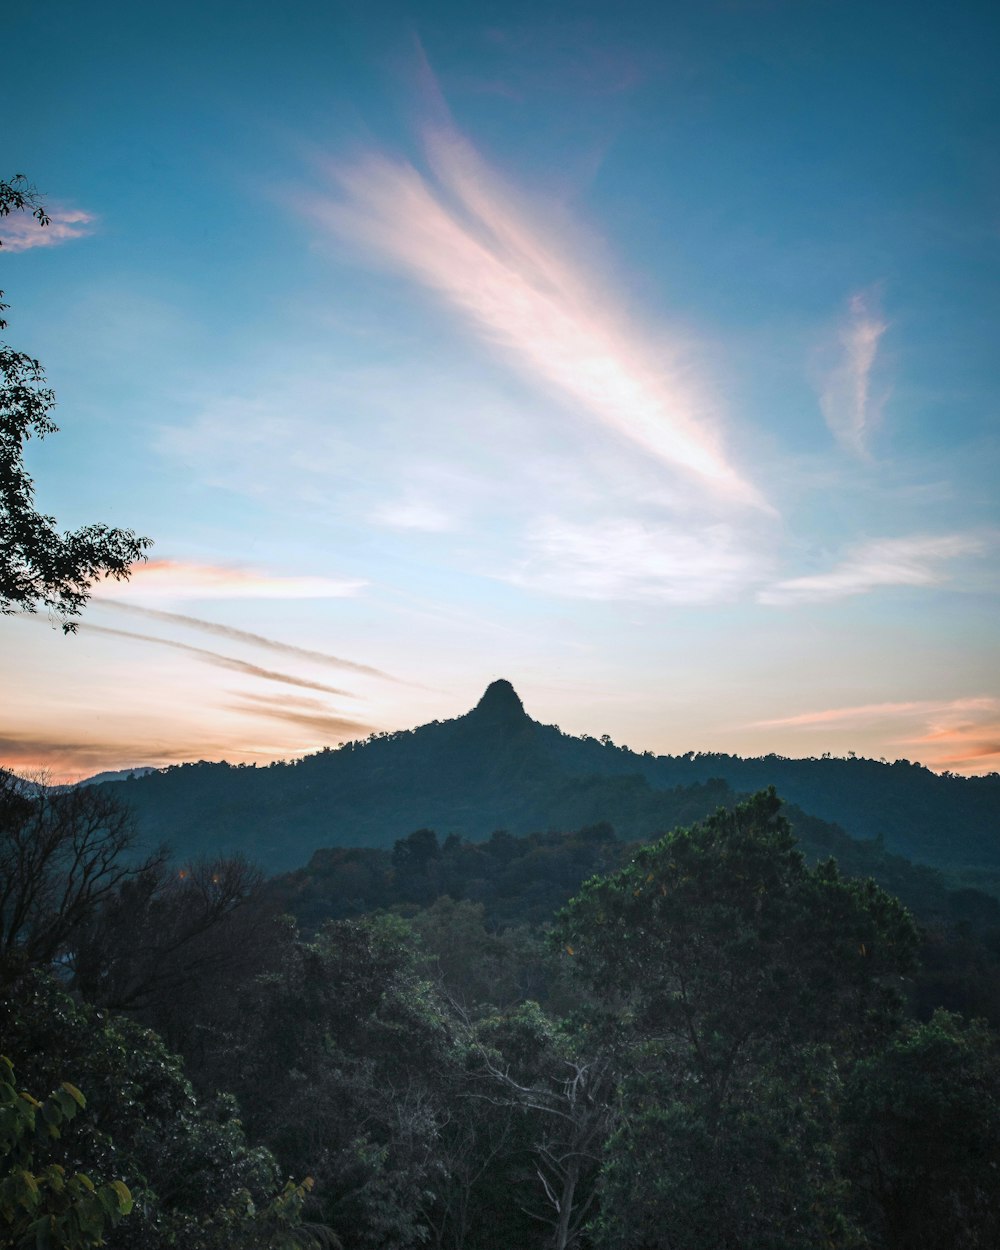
[2, 0, 998, 779]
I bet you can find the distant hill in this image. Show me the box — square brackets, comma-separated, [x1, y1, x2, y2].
[98, 679, 1000, 881]
[74, 766, 157, 788]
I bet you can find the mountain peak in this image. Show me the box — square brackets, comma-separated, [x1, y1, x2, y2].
[469, 679, 528, 726]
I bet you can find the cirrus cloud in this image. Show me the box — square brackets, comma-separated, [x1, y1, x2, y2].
[307, 120, 767, 511]
[814, 288, 888, 457]
[758, 534, 987, 606]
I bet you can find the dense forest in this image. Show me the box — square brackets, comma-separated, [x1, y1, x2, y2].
[3, 762, 1000, 1250]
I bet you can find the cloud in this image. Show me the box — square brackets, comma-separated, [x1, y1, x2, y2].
[229, 694, 372, 742]
[899, 702, 1000, 773]
[508, 517, 768, 603]
[758, 534, 985, 605]
[816, 289, 888, 456]
[95, 559, 365, 601]
[0, 208, 95, 252]
[370, 500, 456, 532]
[70, 622, 358, 698]
[308, 121, 767, 510]
[750, 696, 997, 730]
[97, 600, 402, 682]
[930, 739, 1000, 771]
[0, 730, 235, 783]
[747, 696, 1000, 775]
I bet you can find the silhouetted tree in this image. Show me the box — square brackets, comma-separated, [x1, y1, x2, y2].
[0, 770, 163, 978]
[1, 174, 151, 627]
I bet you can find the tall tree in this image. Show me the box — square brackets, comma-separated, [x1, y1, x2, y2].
[554, 789, 919, 1250]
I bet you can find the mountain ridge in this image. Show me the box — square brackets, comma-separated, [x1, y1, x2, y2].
[93, 680, 999, 881]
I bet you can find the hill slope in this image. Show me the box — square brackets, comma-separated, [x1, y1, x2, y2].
[101, 679, 1000, 879]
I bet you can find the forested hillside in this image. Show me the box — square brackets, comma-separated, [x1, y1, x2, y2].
[98, 680, 1000, 884]
[5, 775, 1000, 1250]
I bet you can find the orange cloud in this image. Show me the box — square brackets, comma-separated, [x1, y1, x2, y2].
[750, 697, 996, 730]
[0, 730, 242, 784]
[748, 696, 1000, 775]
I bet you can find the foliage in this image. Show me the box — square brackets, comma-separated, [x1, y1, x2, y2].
[0, 772, 163, 979]
[0, 971, 318, 1250]
[842, 1010, 1000, 1249]
[6, 763, 1000, 1250]
[554, 790, 919, 1250]
[0, 1054, 132, 1249]
[0, 173, 150, 628]
[207, 914, 459, 1250]
[475, 1003, 616, 1250]
[556, 790, 918, 1061]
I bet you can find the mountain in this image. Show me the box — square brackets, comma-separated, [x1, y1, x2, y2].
[99, 679, 1000, 881]
[75, 767, 157, 788]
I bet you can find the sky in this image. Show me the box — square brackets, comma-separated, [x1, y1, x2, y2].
[2, 0, 998, 781]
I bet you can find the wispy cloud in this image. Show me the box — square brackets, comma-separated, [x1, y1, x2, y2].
[897, 700, 1000, 773]
[751, 696, 997, 730]
[71, 622, 358, 698]
[0, 730, 239, 782]
[508, 517, 768, 603]
[758, 534, 985, 605]
[745, 700, 1000, 775]
[95, 559, 365, 601]
[369, 499, 457, 532]
[925, 736, 1000, 772]
[308, 121, 767, 510]
[816, 288, 888, 456]
[747, 696, 1000, 775]
[97, 600, 402, 682]
[230, 693, 372, 742]
[0, 208, 95, 252]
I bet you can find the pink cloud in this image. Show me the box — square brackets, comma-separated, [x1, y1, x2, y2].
[94, 558, 365, 601]
[749, 697, 1000, 775]
[308, 124, 767, 510]
[1, 208, 95, 252]
[751, 696, 996, 730]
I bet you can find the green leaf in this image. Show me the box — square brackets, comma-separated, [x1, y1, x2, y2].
[109, 1179, 133, 1214]
[59, 1082, 85, 1110]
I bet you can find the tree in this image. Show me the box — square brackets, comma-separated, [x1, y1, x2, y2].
[1, 174, 151, 629]
[0, 1054, 133, 1249]
[0, 770, 163, 979]
[475, 1003, 616, 1250]
[553, 789, 919, 1250]
[0, 970, 329, 1250]
[842, 1010, 1000, 1250]
[214, 914, 459, 1250]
